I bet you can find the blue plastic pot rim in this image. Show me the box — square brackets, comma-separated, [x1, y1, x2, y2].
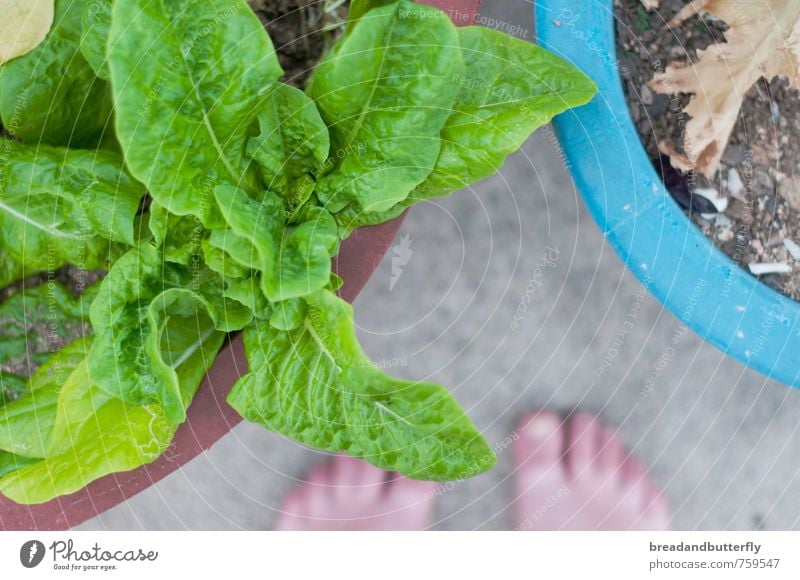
[535, 0, 800, 388]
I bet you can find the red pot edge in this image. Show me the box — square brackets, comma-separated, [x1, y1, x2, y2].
[0, 0, 483, 531]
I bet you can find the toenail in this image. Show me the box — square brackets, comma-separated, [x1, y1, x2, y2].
[525, 414, 560, 441]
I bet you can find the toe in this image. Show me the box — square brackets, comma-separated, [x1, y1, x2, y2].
[331, 455, 386, 501]
[514, 411, 564, 471]
[306, 463, 332, 487]
[642, 486, 671, 531]
[274, 489, 308, 530]
[566, 412, 602, 480]
[598, 426, 625, 475]
[621, 453, 647, 487]
[617, 453, 650, 508]
[391, 477, 438, 503]
[384, 477, 437, 530]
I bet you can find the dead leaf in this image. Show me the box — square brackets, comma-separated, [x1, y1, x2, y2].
[0, 0, 55, 65]
[640, 0, 660, 10]
[649, 0, 800, 177]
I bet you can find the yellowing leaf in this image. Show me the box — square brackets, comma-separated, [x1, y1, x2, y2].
[649, 0, 800, 177]
[0, 0, 54, 65]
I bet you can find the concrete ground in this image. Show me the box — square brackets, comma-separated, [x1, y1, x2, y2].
[79, 1, 800, 531]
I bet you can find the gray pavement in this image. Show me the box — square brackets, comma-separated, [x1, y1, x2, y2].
[78, 0, 800, 531]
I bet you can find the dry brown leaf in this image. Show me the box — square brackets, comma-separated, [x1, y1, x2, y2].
[649, 0, 800, 177]
[0, 0, 54, 65]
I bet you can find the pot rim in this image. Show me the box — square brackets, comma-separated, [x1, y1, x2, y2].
[536, 0, 800, 388]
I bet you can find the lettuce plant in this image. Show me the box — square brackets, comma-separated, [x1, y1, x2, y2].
[0, 0, 596, 504]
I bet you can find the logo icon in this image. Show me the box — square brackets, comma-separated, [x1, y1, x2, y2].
[390, 233, 413, 291]
[20, 540, 45, 568]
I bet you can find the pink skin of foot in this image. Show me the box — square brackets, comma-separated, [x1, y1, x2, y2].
[275, 455, 438, 531]
[514, 411, 670, 531]
[275, 412, 670, 531]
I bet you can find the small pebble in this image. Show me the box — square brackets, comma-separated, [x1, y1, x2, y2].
[694, 188, 728, 213]
[715, 214, 732, 228]
[778, 176, 800, 211]
[726, 168, 744, 197]
[640, 84, 653, 105]
[753, 170, 774, 195]
[669, 45, 684, 59]
[766, 233, 783, 248]
[784, 239, 800, 261]
[722, 144, 747, 165]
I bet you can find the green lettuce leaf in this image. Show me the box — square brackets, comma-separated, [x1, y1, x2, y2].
[214, 185, 338, 302]
[0, 281, 94, 388]
[0, 139, 146, 273]
[413, 26, 597, 199]
[108, 0, 283, 225]
[0, 323, 224, 503]
[228, 289, 495, 481]
[334, 26, 598, 231]
[222, 275, 272, 321]
[0, 247, 26, 290]
[345, 0, 397, 35]
[1, 373, 27, 406]
[0, 0, 113, 147]
[0, 338, 90, 458]
[78, 0, 112, 80]
[306, 0, 464, 213]
[148, 202, 205, 266]
[334, 199, 409, 238]
[0, 397, 173, 504]
[201, 238, 251, 280]
[269, 298, 307, 331]
[88, 245, 240, 422]
[0, 451, 38, 479]
[246, 83, 329, 214]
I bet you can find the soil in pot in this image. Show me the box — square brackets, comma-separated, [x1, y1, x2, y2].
[0, 0, 349, 400]
[615, 0, 800, 300]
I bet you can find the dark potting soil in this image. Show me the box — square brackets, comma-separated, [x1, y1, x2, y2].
[615, 0, 800, 300]
[248, 0, 349, 88]
[0, 0, 346, 394]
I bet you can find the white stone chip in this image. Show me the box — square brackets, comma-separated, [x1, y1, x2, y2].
[727, 168, 744, 196]
[694, 187, 729, 213]
[783, 239, 800, 261]
[748, 262, 792, 276]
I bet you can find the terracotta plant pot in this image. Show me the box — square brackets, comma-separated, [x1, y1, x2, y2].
[0, 0, 482, 531]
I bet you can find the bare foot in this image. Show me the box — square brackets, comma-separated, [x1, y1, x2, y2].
[513, 411, 670, 531]
[275, 455, 437, 531]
